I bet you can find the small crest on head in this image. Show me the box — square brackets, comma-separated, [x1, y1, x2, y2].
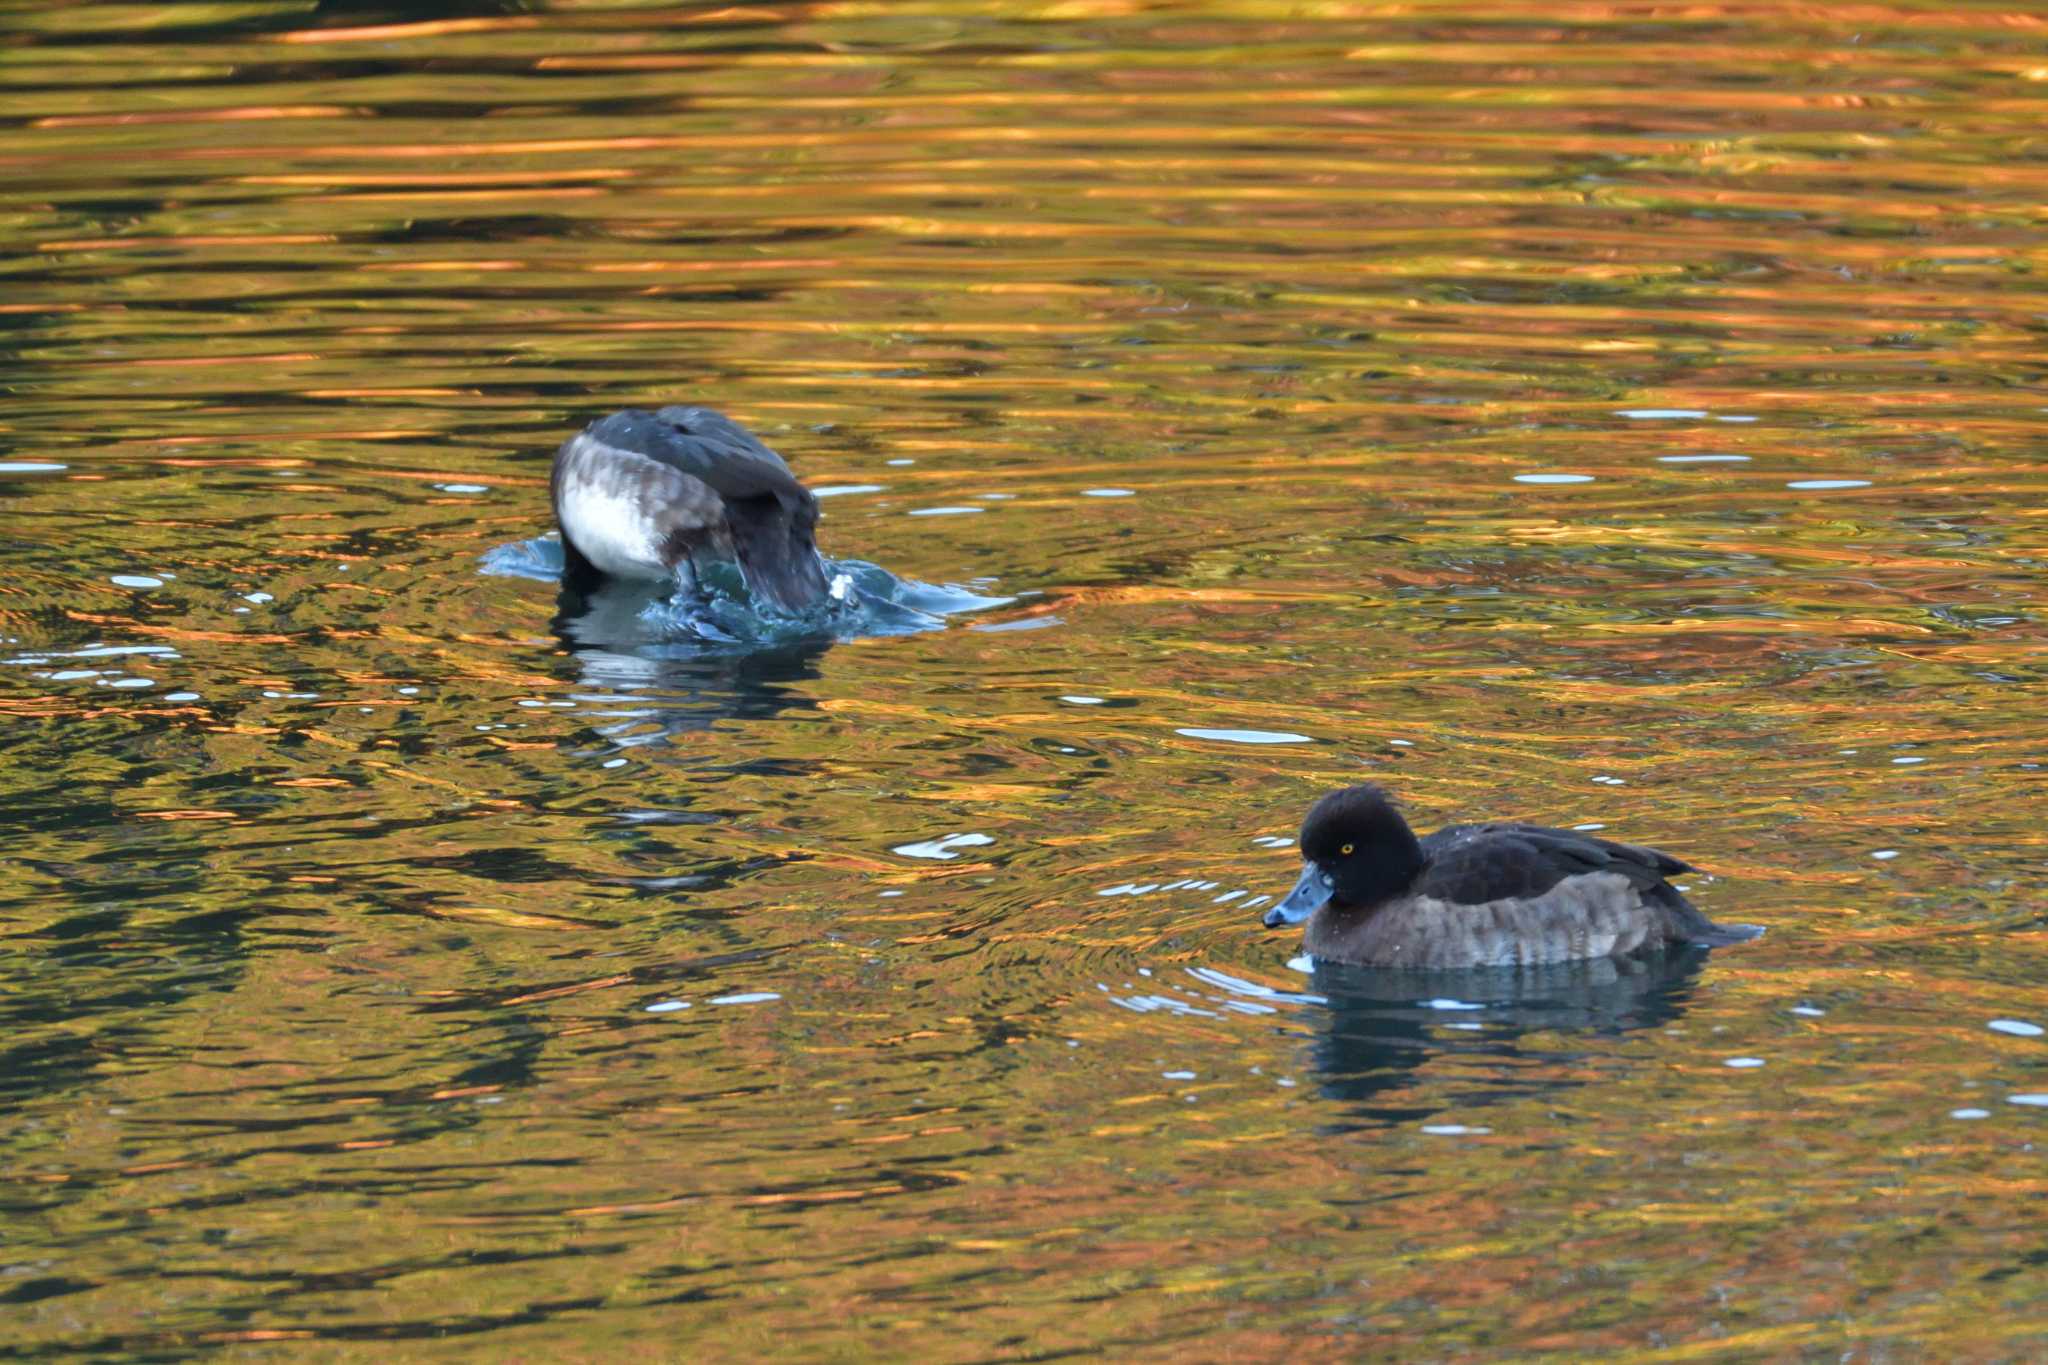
[1299, 784, 1408, 862]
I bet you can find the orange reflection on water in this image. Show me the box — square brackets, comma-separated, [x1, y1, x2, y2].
[2, 0, 2047, 1357]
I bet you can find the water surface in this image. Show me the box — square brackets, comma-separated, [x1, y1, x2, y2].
[3, 1, 2047, 1357]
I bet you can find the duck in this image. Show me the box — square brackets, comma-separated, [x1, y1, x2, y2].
[1263, 785, 1762, 968]
[551, 405, 832, 612]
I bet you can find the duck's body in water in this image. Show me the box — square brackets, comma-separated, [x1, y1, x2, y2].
[1265, 786, 1763, 969]
[551, 406, 831, 613]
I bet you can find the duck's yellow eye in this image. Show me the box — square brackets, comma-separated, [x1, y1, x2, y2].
[1340, 843, 1355, 856]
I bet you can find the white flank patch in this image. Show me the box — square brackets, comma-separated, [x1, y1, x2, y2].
[555, 438, 671, 579]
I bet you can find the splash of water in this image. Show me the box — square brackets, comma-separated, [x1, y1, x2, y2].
[480, 535, 1009, 645]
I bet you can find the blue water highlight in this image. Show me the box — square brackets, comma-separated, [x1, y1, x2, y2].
[481, 534, 1011, 646]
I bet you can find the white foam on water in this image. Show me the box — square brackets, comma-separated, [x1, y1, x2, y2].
[892, 832, 994, 861]
[1177, 728, 1313, 745]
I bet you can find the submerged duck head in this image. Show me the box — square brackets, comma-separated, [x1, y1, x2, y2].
[551, 404, 831, 614]
[1264, 784, 1422, 928]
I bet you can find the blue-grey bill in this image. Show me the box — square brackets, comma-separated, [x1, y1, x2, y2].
[1264, 863, 1331, 927]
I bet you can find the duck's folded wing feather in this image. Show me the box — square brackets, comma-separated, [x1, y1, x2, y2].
[1416, 823, 1759, 947]
[581, 408, 829, 610]
[1412, 828, 1585, 905]
[1414, 823, 1694, 905]
[591, 406, 811, 506]
[1511, 824, 1695, 880]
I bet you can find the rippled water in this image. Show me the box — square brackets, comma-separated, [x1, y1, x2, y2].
[4, 1, 2047, 1356]
[484, 533, 1011, 645]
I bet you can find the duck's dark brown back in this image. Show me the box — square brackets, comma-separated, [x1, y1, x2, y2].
[577, 407, 830, 610]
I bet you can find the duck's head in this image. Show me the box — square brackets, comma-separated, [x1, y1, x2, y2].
[1263, 785, 1425, 928]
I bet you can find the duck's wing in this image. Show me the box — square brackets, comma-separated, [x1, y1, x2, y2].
[1416, 823, 1756, 946]
[1420, 823, 1692, 896]
[580, 407, 829, 610]
[577, 407, 809, 501]
[1413, 824, 1609, 905]
[630, 407, 809, 502]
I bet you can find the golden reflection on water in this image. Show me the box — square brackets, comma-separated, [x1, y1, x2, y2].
[2, 0, 2048, 1356]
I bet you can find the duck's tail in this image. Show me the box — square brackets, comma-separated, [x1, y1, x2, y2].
[1652, 882, 1764, 948]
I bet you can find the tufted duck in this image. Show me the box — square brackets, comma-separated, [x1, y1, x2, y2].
[551, 406, 832, 612]
[1264, 785, 1762, 968]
